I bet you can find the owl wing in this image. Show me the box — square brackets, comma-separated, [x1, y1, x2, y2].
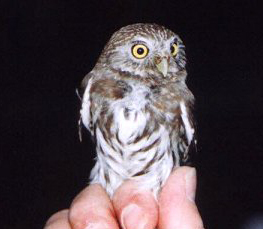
[77, 72, 94, 98]
[176, 100, 197, 165]
[77, 72, 95, 141]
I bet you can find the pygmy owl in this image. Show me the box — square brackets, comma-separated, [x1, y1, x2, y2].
[79, 23, 195, 199]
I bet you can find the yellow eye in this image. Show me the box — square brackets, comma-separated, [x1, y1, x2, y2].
[170, 43, 178, 56]
[131, 44, 149, 59]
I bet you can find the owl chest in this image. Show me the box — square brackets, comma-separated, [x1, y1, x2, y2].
[93, 83, 178, 170]
[96, 103, 173, 178]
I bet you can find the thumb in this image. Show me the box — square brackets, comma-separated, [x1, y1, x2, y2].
[158, 166, 204, 229]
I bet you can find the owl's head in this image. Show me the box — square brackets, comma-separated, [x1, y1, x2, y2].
[97, 23, 186, 81]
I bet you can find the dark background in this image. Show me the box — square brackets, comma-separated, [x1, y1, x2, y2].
[1, 1, 263, 229]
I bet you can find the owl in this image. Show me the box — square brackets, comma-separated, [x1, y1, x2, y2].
[79, 23, 195, 199]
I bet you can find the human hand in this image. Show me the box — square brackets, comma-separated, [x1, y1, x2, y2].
[44, 166, 204, 229]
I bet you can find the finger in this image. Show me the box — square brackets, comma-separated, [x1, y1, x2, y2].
[158, 166, 204, 229]
[113, 180, 158, 229]
[69, 184, 119, 229]
[44, 209, 71, 229]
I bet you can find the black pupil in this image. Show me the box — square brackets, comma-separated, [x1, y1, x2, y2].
[170, 45, 175, 53]
[137, 47, 144, 55]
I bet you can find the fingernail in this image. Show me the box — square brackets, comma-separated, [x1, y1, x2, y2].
[185, 168, 197, 202]
[121, 204, 147, 229]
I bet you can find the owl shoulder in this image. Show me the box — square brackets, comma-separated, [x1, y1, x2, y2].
[79, 72, 94, 96]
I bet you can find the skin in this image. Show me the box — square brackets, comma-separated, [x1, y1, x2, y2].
[44, 166, 204, 229]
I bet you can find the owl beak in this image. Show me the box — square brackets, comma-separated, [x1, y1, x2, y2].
[155, 56, 169, 77]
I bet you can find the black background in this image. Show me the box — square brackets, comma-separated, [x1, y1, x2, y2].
[1, 1, 263, 229]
